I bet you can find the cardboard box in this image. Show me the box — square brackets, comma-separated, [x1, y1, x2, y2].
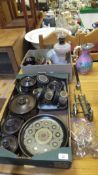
[21, 49, 72, 82]
[0, 73, 72, 169]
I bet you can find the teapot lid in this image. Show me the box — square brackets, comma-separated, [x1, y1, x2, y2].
[20, 76, 36, 88]
[9, 94, 36, 115]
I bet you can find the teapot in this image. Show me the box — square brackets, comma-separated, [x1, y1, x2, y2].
[73, 43, 94, 74]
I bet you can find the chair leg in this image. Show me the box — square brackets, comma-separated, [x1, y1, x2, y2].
[21, 0, 30, 32]
[29, 0, 37, 25]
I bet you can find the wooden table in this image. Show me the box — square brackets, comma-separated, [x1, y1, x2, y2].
[0, 63, 98, 174]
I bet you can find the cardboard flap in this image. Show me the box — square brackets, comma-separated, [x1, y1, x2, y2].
[16, 73, 68, 80]
[0, 147, 17, 158]
[32, 147, 72, 162]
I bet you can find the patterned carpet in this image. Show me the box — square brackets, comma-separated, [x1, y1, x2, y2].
[0, 78, 15, 112]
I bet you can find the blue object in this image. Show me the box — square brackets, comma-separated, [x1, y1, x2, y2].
[43, 16, 55, 27]
[47, 49, 68, 64]
[92, 22, 98, 28]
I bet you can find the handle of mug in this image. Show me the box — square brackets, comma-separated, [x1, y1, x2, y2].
[73, 45, 82, 56]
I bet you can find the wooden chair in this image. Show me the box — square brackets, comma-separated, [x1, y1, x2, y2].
[0, 0, 43, 32]
[17, 0, 39, 13]
[20, 0, 37, 32]
[39, 30, 80, 50]
[0, 0, 26, 29]
[79, 29, 98, 61]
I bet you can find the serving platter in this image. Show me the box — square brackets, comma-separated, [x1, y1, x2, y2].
[18, 114, 68, 157]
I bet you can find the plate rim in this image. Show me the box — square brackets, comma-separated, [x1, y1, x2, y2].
[25, 27, 71, 44]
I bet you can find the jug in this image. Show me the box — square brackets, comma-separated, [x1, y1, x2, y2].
[47, 33, 71, 64]
[74, 43, 94, 74]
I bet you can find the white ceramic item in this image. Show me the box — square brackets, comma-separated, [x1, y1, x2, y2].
[25, 27, 71, 48]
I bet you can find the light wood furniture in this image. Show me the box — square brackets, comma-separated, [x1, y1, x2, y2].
[0, 62, 98, 174]
[0, 0, 27, 28]
[39, 31, 80, 50]
[0, 28, 25, 77]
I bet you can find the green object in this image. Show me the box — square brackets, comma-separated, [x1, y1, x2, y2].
[17, 73, 68, 80]
[80, 7, 98, 13]
[0, 147, 17, 158]
[32, 147, 72, 169]
[0, 147, 72, 168]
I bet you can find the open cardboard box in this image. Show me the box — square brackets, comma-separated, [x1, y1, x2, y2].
[21, 49, 72, 82]
[0, 73, 72, 169]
